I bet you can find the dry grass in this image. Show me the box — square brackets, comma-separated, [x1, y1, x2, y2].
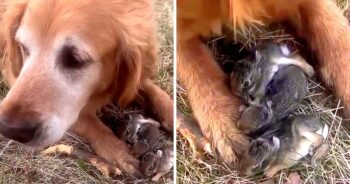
[177, 1, 350, 183]
[0, 0, 174, 183]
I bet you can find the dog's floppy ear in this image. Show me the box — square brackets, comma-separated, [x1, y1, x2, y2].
[114, 39, 143, 107]
[0, 0, 27, 85]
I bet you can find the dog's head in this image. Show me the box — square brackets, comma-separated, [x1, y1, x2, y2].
[0, 0, 145, 148]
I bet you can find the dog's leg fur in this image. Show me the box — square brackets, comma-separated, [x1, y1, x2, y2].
[295, 0, 350, 122]
[177, 111, 213, 159]
[42, 144, 122, 177]
[139, 78, 173, 132]
[177, 37, 248, 165]
[71, 114, 139, 174]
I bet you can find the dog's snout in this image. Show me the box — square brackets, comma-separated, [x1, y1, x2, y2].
[0, 119, 40, 143]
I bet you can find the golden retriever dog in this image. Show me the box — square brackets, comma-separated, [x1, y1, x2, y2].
[0, 0, 173, 174]
[177, 0, 350, 166]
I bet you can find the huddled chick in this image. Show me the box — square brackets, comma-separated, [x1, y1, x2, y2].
[239, 115, 329, 177]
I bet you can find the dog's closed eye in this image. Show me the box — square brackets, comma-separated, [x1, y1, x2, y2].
[18, 42, 30, 58]
[58, 45, 92, 70]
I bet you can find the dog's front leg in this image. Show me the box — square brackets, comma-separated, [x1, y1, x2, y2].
[139, 78, 174, 132]
[296, 0, 350, 122]
[71, 113, 139, 175]
[177, 111, 213, 159]
[177, 37, 248, 166]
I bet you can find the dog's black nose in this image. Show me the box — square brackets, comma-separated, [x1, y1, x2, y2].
[0, 120, 39, 143]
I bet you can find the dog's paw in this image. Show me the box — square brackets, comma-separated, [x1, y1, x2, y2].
[212, 127, 249, 166]
[206, 122, 249, 167]
[92, 136, 140, 175]
[196, 114, 248, 165]
[114, 150, 140, 174]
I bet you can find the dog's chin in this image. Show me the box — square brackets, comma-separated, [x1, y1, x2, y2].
[23, 141, 49, 150]
[23, 119, 70, 150]
[23, 133, 64, 150]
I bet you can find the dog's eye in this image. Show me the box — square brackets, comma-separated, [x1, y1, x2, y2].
[58, 45, 91, 70]
[18, 43, 29, 58]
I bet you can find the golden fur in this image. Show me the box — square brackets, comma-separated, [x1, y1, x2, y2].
[177, 0, 350, 166]
[0, 0, 173, 174]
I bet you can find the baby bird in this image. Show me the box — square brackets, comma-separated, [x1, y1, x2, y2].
[116, 114, 161, 158]
[140, 145, 174, 181]
[237, 65, 308, 133]
[239, 115, 329, 177]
